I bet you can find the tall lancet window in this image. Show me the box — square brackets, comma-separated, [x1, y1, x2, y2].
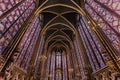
[15, 15, 42, 70]
[77, 16, 106, 71]
[85, 0, 120, 55]
[0, 0, 35, 57]
[47, 49, 70, 80]
[55, 50, 62, 80]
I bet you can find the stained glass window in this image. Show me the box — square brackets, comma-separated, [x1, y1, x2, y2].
[55, 51, 62, 80]
[62, 51, 68, 80]
[49, 51, 55, 80]
[0, 0, 22, 16]
[74, 37, 86, 77]
[15, 15, 42, 70]
[0, 0, 35, 56]
[85, 0, 120, 55]
[43, 49, 76, 80]
[77, 16, 106, 71]
[34, 35, 45, 79]
[96, 0, 120, 15]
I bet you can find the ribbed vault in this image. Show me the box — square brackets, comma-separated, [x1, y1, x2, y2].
[37, 0, 84, 80]
[1, 0, 120, 80]
[40, 1, 80, 53]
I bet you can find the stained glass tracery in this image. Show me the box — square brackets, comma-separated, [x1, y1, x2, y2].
[85, 0, 120, 55]
[0, 0, 120, 80]
[96, 0, 120, 15]
[0, 0, 35, 55]
[77, 16, 106, 71]
[15, 15, 42, 70]
[0, 0, 23, 16]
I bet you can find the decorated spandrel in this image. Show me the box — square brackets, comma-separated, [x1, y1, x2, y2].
[0, 0, 35, 56]
[85, 0, 120, 54]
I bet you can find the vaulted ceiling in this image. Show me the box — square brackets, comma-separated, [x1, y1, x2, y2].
[37, 0, 84, 52]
